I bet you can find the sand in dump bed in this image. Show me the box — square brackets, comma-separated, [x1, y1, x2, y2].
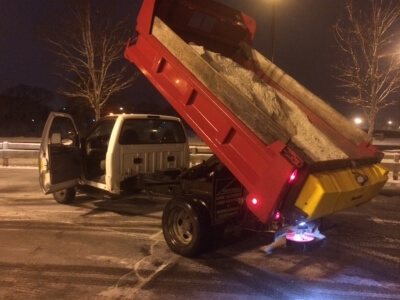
[191, 45, 348, 162]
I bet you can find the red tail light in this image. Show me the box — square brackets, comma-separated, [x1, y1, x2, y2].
[274, 211, 281, 220]
[289, 170, 298, 183]
[251, 197, 258, 205]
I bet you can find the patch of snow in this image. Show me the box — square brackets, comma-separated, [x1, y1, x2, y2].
[371, 217, 400, 225]
[333, 274, 394, 288]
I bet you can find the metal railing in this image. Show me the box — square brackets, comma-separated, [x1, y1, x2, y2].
[380, 150, 400, 182]
[0, 140, 213, 167]
[0, 141, 40, 166]
[1, 140, 399, 185]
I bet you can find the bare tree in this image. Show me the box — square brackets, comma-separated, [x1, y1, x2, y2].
[333, 0, 400, 138]
[46, 0, 138, 120]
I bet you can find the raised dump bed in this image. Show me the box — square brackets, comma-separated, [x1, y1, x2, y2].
[125, 0, 387, 227]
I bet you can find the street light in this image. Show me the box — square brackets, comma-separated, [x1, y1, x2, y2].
[354, 117, 363, 125]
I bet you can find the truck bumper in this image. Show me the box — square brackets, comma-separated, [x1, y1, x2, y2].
[294, 164, 388, 221]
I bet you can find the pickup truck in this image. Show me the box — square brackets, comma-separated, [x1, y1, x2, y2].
[124, 0, 389, 257]
[39, 112, 190, 203]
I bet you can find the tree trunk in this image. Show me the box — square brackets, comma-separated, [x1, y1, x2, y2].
[367, 113, 375, 142]
[95, 106, 101, 121]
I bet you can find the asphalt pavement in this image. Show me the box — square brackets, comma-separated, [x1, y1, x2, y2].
[0, 167, 400, 299]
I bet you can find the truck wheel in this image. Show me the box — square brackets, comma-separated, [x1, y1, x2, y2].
[53, 188, 76, 204]
[162, 198, 210, 257]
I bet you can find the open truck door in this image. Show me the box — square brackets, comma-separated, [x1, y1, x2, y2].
[39, 112, 81, 201]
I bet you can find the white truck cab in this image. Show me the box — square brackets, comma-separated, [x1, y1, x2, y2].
[39, 112, 190, 203]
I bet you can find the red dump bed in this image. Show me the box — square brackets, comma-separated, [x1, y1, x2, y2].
[125, 0, 385, 224]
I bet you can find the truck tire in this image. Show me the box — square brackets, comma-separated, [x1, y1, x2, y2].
[53, 188, 76, 204]
[162, 197, 210, 257]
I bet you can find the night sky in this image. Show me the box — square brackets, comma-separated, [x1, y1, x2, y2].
[0, 0, 398, 124]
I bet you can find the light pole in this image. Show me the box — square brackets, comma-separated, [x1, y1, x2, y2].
[269, 0, 276, 63]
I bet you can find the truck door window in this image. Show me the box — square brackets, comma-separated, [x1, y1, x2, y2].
[119, 119, 186, 145]
[86, 118, 116, 149]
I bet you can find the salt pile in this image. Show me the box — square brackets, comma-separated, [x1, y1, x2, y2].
[192, 46, 348, 162]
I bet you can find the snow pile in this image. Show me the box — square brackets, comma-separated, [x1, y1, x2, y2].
[192, 46, 348, 162]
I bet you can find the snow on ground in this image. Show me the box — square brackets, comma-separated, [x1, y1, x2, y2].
[192, 46, 348, 162]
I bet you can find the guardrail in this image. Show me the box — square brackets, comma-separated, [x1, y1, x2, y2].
[0, 141, 40, 166]
[0, 140, 213, 167]
[1, 140, 399, 185]
[189, 144, 213, 167]
[380, 150, 400, 182]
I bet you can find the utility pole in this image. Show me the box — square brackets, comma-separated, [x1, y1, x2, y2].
[270, 0, 276, 63]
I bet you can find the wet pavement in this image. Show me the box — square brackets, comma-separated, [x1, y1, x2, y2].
[0, 167, 399, 299]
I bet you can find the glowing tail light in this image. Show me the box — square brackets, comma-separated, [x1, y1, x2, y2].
[289, 170, 298, 183]
[251, 197, 258, 205]
[274, 211, 281, 220]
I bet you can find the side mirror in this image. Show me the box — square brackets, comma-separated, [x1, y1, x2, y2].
[50, 133, 62, 145]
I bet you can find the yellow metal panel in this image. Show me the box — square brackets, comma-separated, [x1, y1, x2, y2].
[295, 164, 388, 220]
